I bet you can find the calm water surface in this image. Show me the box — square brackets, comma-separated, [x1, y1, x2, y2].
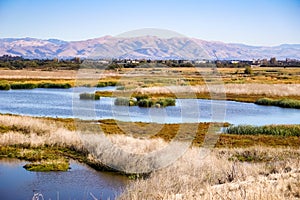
[0, 87, 299, 125]
[0, 159, 128, 200]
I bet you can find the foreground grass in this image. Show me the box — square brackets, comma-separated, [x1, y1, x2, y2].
[0, 114, 300, 199]
[119, 147, 300, 200]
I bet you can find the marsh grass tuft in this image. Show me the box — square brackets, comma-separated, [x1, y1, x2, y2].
[79, 93, 100, 100]
[225, 124, 300, 137]
[0, 81, 10, 90]
[114, 96, 175, 108]
[23, 158, 69, 172]
[255, 98, 300, 109]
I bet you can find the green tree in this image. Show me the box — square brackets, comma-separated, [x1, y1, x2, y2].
[244, 66, 253, 75]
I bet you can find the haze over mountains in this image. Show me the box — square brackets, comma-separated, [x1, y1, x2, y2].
[1, 36, 299, 60]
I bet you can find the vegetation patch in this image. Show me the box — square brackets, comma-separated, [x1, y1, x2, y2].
[37, 82, 72, 89]
[96, 81, 118, 87]
[0, 81, 11, 90]
[229, 150, 272, 162]
[9, 82, 72, 89]
[23, 158, 69, 172]
[225, 124, 300, 137]
[114, 97, 137, 106]
[79, 93, 100, 100]
[10, 82, 37, 89]
[255, 98, 300, 109]
[114, 96, 175, 108]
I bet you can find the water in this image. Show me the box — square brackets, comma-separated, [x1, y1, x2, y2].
[0, 159, 128, 200]
[0, 87, 299, 125]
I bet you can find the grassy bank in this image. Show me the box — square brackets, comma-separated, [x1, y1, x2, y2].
[0, 114, 300, 199]
[225, 125, 300, 136]
[255, 98, 300, 109]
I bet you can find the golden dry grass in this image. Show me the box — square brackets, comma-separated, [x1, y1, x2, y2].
[0, 114, 300, 199]
[119, 147, 300, 200]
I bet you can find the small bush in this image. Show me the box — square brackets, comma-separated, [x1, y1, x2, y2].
[244, 66, 253, 75]
[135, 94, 149, 101]
[38, 83, 72, 89]
[0, 81, 10, 90]
[137, 99, 154, 107]
[114, 96, 176, 108]
[97, 81, 118, 87]
[10, 83, 37, 89]
[79, 93, 100, 100]
[114, 97, 137, 106]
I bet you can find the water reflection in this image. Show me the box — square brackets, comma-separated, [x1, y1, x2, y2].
[0, 159, 128, 200]
[0, 88, 299, 125]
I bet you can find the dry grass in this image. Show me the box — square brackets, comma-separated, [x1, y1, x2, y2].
[1, 114, 300, 199]
[119, 147, 300, 200]
[0, 69, 77, 80]
[0, 115, 82, 148]
[135, 84, 300, 97]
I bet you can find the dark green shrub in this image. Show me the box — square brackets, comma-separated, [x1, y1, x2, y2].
[96, 82, 107, 87]
[225, 125, 300, 136]
[10, 83, 37, 89]
[135, 94, 149, 101]
[114, 97, 137, 106]
[244, 66, 253, 75]
[255, 98, 300, 109]
[96, 81, 117, 87]
[138, 99, 154, 107]
[0, 81, 10, 90]
[38, 83, 72, 89]
[79, 93, 100, 100]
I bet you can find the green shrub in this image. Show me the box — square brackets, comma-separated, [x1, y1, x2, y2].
[79, 93, 100, 100]
[116, 86, 125, 90]
[138, 99, 154, 107]
[114, 96, 176, 108]
[38, 83, 72, 89]
[114, 97, 137, 106]
[96, 82, 107, 87]
[156, 98, 176, 107]
[10, 83, 37, 89]
[255, 98, 300, 109]
[225, 125, 300, 137]
[97, 81, 118, 87]
[244, 66, 253, 75]
[0, 81, 10, 90]
[135, 94, 149, 101]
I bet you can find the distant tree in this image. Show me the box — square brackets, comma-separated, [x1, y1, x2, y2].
[270, 57, 277, 65]
[244, 66, 253, 75]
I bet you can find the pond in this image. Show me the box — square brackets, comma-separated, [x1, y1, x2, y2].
[0, 87, 299, 125]
[0, 159, 128, 200]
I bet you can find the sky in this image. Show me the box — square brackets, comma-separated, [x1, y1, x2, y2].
[0, 0, 299, 46]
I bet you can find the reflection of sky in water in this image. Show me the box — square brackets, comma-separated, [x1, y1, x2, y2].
[0, 88, 299, 125]
[0, 159, 127, 200]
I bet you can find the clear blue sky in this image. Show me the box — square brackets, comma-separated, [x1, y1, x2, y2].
[0, 0, 299, 46]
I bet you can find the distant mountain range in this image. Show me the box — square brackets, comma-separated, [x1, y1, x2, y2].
[1, 36, 299, 60]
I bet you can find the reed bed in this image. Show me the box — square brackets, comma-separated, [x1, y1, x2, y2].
[225, 125, 300, 137]
[8, 82, 72, 89]
[255, 98, 300, 109]
[135, 84, 300, 98]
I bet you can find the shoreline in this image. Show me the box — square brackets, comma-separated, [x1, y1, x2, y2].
[1, 114, 300, 173]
